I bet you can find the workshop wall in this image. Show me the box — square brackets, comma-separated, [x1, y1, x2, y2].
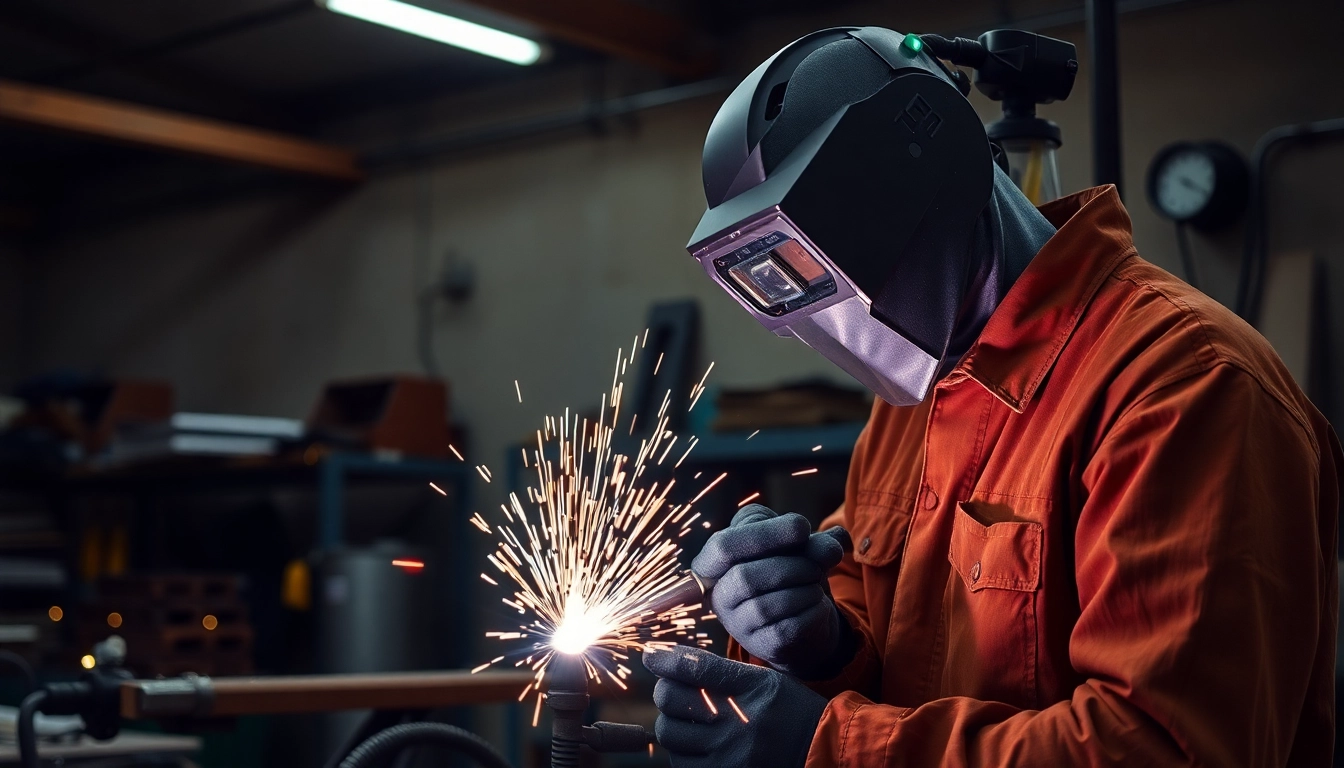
[25, 83, 841, 484]
[22, 0, 1344, 491]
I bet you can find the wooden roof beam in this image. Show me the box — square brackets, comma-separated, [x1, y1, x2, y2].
[0, 79, 362, 181]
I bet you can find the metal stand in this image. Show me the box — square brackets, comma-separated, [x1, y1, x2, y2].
[544, 654, 653, 768]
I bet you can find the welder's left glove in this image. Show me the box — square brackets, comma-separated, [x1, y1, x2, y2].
[644, 645, 828, 768]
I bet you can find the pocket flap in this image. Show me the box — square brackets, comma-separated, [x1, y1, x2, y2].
[851, 489, 914, 567]
[948, 502, 1042, 592]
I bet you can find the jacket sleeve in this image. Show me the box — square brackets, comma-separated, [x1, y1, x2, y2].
[806, 364, 1338, 767]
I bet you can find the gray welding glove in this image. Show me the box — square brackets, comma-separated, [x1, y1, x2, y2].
[645, 645, 828, 768]
[692, 504, 852, 679]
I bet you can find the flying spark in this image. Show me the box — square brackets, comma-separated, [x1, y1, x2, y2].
[687, 362, 715, 412]
[689, 472, 727, 505]
[468, 345, 727, 713]
[791, 468, 819, 476]
[429, 482, 447, 496]
[515, 380, 523, 403]
[746, 429, 760, 440]
[727, 696, 749, 723]
[700, 688, 718, 716]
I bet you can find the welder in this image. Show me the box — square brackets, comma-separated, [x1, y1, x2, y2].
[644, 26, 1341, 767]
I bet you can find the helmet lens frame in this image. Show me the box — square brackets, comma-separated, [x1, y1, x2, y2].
[706, 221, 840, 319]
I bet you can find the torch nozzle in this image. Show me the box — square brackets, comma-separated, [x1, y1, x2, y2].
[636, 571, 713, 620]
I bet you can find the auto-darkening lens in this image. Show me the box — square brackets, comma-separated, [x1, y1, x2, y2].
[727, 252, 805, 307]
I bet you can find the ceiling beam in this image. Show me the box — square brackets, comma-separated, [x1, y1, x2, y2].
[0, 80, 362, 181]
[472, 0, 715, 78]
[0, 3, 296, 128]
[34, 1, 313, 86]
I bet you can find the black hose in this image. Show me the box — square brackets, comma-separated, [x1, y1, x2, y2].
[18, 689, 48, 768]
[1175, 222, 1199, 290]
[0, 650, 36, 696]
[338, 722, 513, 768]
[918, 34, 988, 68]
[1235, 118, 1344, 325]
[322, 710, 408, 768]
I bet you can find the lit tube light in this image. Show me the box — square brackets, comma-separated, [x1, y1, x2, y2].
[319, 0, 543, 65]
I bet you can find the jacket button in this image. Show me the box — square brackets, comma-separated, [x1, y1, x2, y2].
[970, 561, 982, 584]
[859, 537, 872, 554]
[923, 487, 939, 510]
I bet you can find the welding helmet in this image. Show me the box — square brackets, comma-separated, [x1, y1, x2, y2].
[687, 27, 994, 406]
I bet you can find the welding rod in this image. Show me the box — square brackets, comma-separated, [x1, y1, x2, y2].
[638, 523, 853, 619]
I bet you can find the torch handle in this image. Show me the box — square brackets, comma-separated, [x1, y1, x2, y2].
[640, 526, 853, 618]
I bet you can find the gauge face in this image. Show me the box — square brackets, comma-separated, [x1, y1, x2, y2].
[1146, 141, 1249, 232]
[1153, 148, 1216, 221]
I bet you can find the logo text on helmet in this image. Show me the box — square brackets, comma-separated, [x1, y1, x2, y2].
[896, 94, 942, 138]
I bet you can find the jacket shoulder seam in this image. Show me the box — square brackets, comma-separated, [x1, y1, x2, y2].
[1108, 273, 1317, 454]
[1103, 361, 1320, 462]
[1110, 270, 1222, 371]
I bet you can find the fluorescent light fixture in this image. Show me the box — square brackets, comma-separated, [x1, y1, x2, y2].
[320, 0, 543, 65]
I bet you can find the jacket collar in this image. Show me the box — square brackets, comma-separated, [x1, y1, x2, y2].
[949, 185, 1137, 412]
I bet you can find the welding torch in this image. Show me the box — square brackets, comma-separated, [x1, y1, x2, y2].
[547, 516, 854, 767]
[636, 518, 855, 620]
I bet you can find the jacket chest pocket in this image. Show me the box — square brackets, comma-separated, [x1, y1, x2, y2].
[942, 499, 1044, 707]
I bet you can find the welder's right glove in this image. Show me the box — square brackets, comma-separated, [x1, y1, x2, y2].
[692, 504, 854, 680]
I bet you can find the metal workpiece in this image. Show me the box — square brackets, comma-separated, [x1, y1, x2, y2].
[119, 670, 533, 719]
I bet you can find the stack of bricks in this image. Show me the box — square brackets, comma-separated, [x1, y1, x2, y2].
[81, 573, 253, 677]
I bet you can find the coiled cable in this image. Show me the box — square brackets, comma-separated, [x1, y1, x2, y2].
[337, 722, 513, 768]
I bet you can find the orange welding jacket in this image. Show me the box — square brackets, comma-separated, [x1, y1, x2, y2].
[787, 186, 1340, 766]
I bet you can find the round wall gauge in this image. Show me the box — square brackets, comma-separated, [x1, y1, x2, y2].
[1145, 140, 1249, 231]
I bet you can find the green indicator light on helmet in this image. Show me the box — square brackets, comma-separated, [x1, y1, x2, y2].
[901, 34, 923, 55]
